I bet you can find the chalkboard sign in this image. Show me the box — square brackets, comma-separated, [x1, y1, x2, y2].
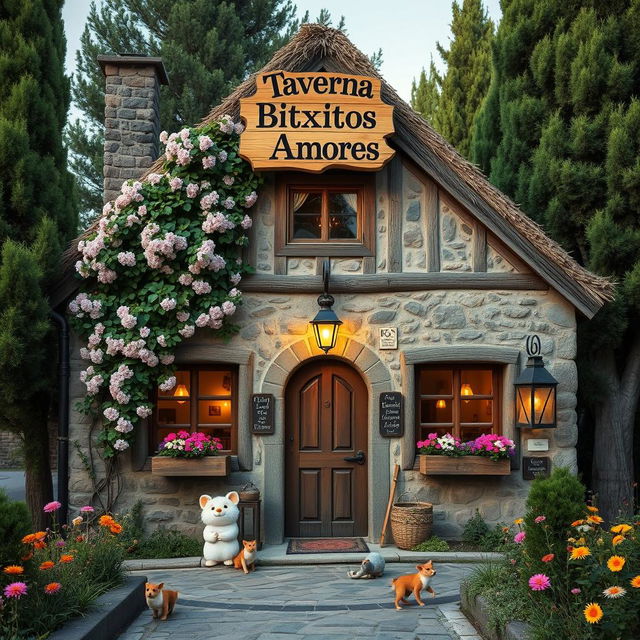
[522, 456, 550, 480]
[379, 392, 403, 437]
[251, 394, 275, 435]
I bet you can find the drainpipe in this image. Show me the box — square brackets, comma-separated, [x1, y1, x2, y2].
[50, 310, 70, 525]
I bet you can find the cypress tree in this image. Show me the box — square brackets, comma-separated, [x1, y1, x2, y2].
[411, 0, 493, 158]
[472, 0, 640, 519]
[410, 60, 441, 126]
[0, 0, 77, 527]
[433, 0, 493, 158]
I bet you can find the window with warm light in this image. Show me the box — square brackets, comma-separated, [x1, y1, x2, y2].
[417, 364, 502, 442]
[151, 366, 237, 453]
[275, 174, 375, 256]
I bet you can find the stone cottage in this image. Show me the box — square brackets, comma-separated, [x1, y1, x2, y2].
[53, 25, 613, 544]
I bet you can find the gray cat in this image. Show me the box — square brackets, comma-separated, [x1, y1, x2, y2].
[347, 552, 385, 579]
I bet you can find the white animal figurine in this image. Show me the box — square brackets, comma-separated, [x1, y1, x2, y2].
[200, 491, 240, 567]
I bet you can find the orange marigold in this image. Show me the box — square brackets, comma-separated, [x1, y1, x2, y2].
[34, 541, 46, 550]
[586, 506, 599, 513]
[39, 561, 55, 571]
[607, 556, 625, 572]
[541, 554, 555, 563]
[21, 533, 36, 544]
[59, 555, 74, 564]
[98, 515, 115, 527]
[44, 582, 61, 595]
[3, 566, 24, 575]
[21, 552, 33, 562]
[612, 535, 625, 546]
[109, 523, 123, 534]
[587, 515, 604, 524]
[630, 575, 640, 589]
[34, 531, 47, 540]
[571, 520, 584, 527]
[610, 524, 632, 534]
[570, 546, 591, 560]
[584, 603, 603, 624]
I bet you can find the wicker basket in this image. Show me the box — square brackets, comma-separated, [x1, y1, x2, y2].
[390, 502, 433, 550]
[239, 482, 260, 501]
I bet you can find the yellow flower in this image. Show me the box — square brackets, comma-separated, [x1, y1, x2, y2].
[630, 575, 640, 589]
[607, 556, 625, 572]
[584, 602, 603, 624]
[568, 537, 576, 543]
[612, 535, 625, 546]
[610, 524, 632, 534]
[596, 538, 604, 545]
[587, 515, 604, 525]
[576, 537, 586, 545]
[586, 506, 599, 513]
[514, 518, 523, 525]
[570, 546, 591, 560]
[72, 516, 83, 527]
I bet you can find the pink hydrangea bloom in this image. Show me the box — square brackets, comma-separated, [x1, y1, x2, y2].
[169, 177, 183, 191]
[113, 439, 129, 451]
[198, 135, 213, 151]
[202, 155, 216, 169]
[186, 183, 200, 198]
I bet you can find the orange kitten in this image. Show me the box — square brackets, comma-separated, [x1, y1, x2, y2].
[391, 561, 437, 610]
[145, 582, 179, 620]
[232, 539, 257, 574]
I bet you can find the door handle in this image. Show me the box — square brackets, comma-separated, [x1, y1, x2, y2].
[343, 450, 366, 465]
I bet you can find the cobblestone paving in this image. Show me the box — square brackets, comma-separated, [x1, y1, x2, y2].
[120, 563, 479, 639]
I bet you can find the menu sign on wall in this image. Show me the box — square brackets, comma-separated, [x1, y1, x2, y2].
[251, 394, 275, 435]
[522, 456, 550, 480]
[379, 392, 403, 437]
[239, 70, 395, 172]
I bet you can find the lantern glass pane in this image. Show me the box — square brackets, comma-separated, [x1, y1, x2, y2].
[517, 386, 531, 425]
[534, 386, 555, 425]
[313, 322, 339, 352]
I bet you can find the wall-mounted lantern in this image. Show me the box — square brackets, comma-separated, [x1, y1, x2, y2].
[310, 259, 342, 354]
[514, 335, 558, 429]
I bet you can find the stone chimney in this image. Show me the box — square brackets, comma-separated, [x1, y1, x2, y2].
[97, 55, 169, 204]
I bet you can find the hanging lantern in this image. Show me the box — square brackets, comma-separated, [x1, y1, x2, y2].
[514, 335, 558, 429]
[310, 259, 342, 354]
[173, 383, 189, 404]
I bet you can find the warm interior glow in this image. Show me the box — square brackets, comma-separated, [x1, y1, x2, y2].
[320, 326, 333, 342]
[436, 399, 447, 409]
[460, 383, 474, 397]
[173, 383, 189, 404]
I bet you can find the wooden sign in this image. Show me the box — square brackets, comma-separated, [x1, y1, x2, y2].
[251, 394, 275, 434]
[522, 456, 550, 480]
[379, 392, 403, 437]
[239, 70, 395, 172]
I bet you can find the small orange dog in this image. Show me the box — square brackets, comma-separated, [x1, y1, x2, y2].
[391, 561, 437, 610]
[145, 582, 179, 620]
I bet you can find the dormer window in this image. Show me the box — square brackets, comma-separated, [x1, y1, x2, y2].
[275, 173, 375, 256]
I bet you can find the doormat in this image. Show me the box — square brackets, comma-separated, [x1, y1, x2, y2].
[286, 538, 369, 554]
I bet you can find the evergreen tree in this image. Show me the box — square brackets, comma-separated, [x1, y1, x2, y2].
[411, 0, 493, 158]
[410, 59, 441, 126]
[0, 0, 76, 528]
[433, 0, 493, 158]
[472, 1, 640, 520]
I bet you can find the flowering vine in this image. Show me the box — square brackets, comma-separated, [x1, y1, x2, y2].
[69, 117, 259, 456]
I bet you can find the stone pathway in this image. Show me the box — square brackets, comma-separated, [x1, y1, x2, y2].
[120, 563, 481, 639]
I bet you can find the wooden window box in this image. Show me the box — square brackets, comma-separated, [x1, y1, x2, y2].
[419, 455, 510, 476]
[151, 455, 230, 477]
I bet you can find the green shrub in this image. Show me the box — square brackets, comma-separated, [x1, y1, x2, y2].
[412, 536, 450, 552]
[522, 467, 584, 571]
[0, 489, 31, 567]
[478, 524, 511, 552]
[130, 529, 202, 559]
[462, 510, 490, 546]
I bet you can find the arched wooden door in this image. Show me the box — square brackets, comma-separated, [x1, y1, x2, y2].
[285, 359, 368, 537]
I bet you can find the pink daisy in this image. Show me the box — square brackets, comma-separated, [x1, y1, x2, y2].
[529, 574, 551, 591]
[4, 582, 28, 599]
[514, 531, 526, 544]
[43, 501, 62, 513]
[80, 505, 95, 513]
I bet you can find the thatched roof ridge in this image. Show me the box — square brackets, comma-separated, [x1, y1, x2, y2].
[60, 23, 614, 314]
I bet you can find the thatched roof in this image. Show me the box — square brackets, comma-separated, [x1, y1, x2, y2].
[58, 24, 614, 316]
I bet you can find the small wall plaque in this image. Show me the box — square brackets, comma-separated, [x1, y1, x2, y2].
[379, 327, 398, 350]
[379, 392, 403, 437]
[527, 438, 549, 452]
[523, 456, 550, 480]
[251, 394, 275, 435]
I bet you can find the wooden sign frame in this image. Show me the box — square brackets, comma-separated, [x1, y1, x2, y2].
[251, 394, 275, 435]
[239, 70, 395, 173]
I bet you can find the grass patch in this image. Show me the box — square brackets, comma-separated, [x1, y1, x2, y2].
[127, 529, 202, 559]
[411, 536, 450, 552]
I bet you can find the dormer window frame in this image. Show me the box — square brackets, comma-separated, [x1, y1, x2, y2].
[274, 173, 376, 257]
